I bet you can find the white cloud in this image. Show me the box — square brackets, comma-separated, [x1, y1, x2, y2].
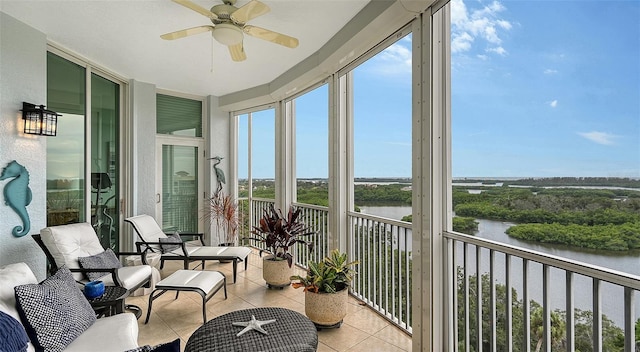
[578, 131, 618, 145]
[452, 32, 474, 53]
[368, 41, 412, 75]
[451, 0, 511, 57]
[544, 69, 558, 75]
[550, 100, 558, 108]
[487, 46, 507, 56]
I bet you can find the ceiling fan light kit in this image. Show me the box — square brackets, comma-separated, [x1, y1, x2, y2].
[212, 23, 243, 45]
[162, 0, 299, 62]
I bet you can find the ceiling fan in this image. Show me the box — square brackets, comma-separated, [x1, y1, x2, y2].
[161, 0, 299, 62]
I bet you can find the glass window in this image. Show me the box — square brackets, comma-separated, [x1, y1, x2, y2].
[46, 52, 86, 226]
[352, 33, 413, 221]
[450, 1, 640, 348]
[294, 84, 329, 206]
[90, 74, 120, 250]
[156, 94, 202, 137]
[251, 108, 276, 199]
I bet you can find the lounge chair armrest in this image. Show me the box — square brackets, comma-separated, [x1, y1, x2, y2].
[135, 241, 192, 258]
[69, 267, 123, 287]
[165, 232, 205, 245]
[115, 250, 149, 266]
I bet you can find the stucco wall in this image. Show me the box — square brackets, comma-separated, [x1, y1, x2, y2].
[0, 13, 48, 279]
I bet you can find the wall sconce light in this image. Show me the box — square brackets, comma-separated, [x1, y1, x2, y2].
[21, 102, 59, 136]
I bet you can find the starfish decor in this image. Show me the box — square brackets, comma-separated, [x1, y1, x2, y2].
[232, 315, 277, 337]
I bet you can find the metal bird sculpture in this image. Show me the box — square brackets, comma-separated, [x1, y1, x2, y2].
[209, 156, 226, 195]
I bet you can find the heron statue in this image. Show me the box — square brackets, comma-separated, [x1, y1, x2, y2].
[209, 156, 226, 195]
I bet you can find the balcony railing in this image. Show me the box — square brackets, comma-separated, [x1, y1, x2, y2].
[444, 231, 640, 352]
[238, 198, 640, 349]
[238, 198, 413, 334]
[349, 211, 413, 334]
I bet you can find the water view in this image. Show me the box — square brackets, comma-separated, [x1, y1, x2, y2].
[358, 203, 640, 327]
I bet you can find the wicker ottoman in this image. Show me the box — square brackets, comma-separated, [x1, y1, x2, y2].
[185, 307, 318, 352]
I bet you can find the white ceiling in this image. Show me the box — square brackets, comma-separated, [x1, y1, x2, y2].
[0, 0, 371, 97]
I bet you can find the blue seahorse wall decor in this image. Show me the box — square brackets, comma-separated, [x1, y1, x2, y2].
[0, 160, 32, 237]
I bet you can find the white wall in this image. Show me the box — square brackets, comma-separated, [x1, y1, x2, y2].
[206, 95, 231, 246]
[129, 80, 157, 219]
[0, 12, 48, 279]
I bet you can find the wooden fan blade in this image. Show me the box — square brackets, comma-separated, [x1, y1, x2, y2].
[243, 25, 299, 48]
[172, 0, 218, 20]
[231, 0, 270, 24]
[228, 42, 247, 62]
[161, 25, 214, 40]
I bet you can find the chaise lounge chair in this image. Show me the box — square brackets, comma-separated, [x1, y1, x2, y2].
[125, 214, 251, 283]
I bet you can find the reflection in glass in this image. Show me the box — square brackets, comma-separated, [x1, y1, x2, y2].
[162, 145, 199, 232]
[46, 52, 86, 226]
[91, 74, 120, 250]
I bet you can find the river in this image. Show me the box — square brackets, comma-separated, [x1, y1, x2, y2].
[358, 205, 640, 327]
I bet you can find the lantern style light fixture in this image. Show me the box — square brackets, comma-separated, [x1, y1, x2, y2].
[21, 102, 59, 136]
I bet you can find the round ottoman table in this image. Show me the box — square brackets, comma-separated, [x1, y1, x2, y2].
[185, 307, 317, 352]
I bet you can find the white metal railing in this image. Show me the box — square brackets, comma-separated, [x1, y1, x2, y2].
[349, 211, 413, 334]
[239, 199, 327, 268]
[239, 199, 413, 334]
[444, 231, 640, 352]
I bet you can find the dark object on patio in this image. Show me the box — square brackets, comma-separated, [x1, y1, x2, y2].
[125, 214, 251, 283]
[185, 307, 317, 352]
[32, 222, 152, 318]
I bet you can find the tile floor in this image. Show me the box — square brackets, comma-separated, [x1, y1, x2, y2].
[127, 249, 412, 351]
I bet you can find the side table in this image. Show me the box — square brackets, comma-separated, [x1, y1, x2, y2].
[185, 307, 317, 352]
[87, 286, 132, 318]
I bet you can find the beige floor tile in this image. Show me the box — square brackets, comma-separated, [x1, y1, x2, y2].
[317, 341, 338, 352]
[376, 325, 412, 351]
[317, 324, 371, 352]
[346, 336, 408, 352]
[342, 304, 390, 333]
[135, 248, 409, 351]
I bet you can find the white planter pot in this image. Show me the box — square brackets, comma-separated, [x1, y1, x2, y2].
[262, 255, 292, 287]
[304, 287, 348, 327]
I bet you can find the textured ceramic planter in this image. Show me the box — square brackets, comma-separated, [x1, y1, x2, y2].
[304, 287, 348, 327]
[262, 255, 292, 287]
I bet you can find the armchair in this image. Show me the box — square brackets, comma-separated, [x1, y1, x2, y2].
[33, 222, 153, 316]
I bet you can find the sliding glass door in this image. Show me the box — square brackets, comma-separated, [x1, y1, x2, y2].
[47, 51, 123, 250]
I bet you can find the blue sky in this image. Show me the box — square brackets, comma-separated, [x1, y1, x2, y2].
[451, 0, 640, 178]
[242, 0, 640, 179]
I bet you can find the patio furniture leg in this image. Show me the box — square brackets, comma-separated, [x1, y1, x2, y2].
[233, 259, 238, 283]
[145, 289, 169, 324]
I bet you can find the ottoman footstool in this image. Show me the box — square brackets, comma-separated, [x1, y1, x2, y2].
[145, 270, 227, 324]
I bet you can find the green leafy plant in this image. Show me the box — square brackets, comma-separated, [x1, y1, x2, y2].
[250, 204, 314, 267]
[291, 249, 359, 293]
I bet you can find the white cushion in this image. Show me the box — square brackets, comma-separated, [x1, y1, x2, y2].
[64, 313, 139, 352]
[0, 263, 39, 352]
[126, 215, 168, 243]
[40, 223, 104, 281]
[94, 265, 153, 290]
[156, 270, 225, 294]
[0, 263, 38, 322]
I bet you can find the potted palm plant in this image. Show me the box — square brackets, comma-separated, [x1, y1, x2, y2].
[290, 249, 359, 327]
[250, 204, 314, 288]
